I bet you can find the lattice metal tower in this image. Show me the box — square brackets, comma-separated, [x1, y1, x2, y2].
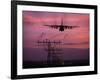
[37, 39, 64, 65]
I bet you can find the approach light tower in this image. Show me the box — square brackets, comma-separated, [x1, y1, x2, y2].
[37, 39, 64, 65]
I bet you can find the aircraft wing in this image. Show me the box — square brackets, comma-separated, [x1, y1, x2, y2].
[64, 25, 79, 29]
[44, 25, 60, 29]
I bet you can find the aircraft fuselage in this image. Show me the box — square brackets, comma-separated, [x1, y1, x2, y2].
[59, 25, 64, 31]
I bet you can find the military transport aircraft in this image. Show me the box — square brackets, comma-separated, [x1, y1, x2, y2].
[44, 18, 79, 31]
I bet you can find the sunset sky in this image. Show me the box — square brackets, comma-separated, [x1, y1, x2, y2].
[23, 11, 90, 62]
[23, 11, 90, 49]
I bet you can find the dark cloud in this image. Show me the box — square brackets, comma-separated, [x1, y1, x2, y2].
[63, 41, 89, 45]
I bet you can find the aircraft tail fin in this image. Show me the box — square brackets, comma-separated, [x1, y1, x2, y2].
[61, 18, 63, 25]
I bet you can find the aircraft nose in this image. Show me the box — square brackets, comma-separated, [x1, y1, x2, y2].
[59, 28, 64, 31]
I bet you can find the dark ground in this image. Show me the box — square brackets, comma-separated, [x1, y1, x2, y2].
[23, 60, 89, 69]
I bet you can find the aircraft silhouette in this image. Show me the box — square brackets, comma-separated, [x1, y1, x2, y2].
[44, 18, 79, 31]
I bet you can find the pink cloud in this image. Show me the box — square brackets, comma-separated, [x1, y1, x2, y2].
[23, 11, 90, 49]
